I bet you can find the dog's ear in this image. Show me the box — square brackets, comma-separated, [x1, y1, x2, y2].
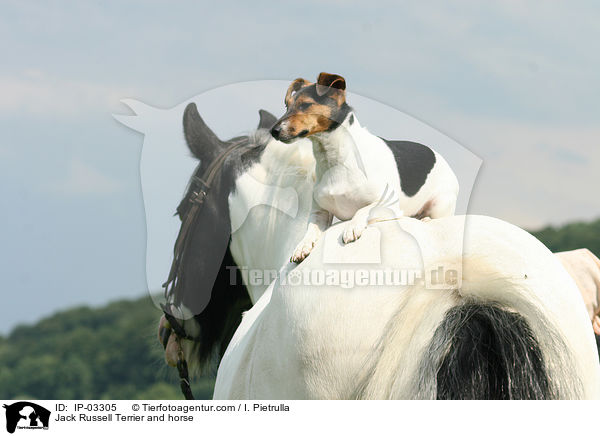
[285, 78, 309, 107]
[316, 72, 346, 96]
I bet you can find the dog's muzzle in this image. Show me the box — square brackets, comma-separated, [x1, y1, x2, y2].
[271, 125, 282, 140]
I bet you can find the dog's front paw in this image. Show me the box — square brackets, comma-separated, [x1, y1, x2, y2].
[291, 240, 315, 263]
[291, 229, 321, 263]
[342, 220, 367, 244]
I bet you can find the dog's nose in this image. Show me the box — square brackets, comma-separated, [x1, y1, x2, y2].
[271, 125, 281, 139]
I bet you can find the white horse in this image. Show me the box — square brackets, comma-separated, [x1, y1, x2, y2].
[216, 213, 600, 399]
[556, 249, 600, 335]
[163, 104, 600, 399]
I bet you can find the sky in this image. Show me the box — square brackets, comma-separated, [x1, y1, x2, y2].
[1, 0, 599, 333]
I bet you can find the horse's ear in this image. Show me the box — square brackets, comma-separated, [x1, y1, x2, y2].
[183, 103, 226, 160]
[257, 109, 277, 130]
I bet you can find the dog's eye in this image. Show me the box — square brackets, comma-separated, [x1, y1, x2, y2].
[297, 102, 312, 111]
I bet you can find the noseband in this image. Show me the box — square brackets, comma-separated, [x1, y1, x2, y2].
[161, 138, 248, 400]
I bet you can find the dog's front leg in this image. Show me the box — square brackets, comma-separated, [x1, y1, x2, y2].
[342, 203, 378, 244]
[291, 203, 332, 263]
[342, 202, 403, 244]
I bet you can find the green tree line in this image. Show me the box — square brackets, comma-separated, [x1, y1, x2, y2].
[530, 218, 600, 257]
[0, 296, 215, 400]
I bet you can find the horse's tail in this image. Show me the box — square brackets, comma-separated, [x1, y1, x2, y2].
[416, 286, 587, 399]
[416, 281, 587, 400]
[426, 302, 554, 399]
[354, 261, 587, 400]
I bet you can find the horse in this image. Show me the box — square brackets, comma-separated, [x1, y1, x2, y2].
[161, 103, 600, 399]
[555, 249, 600, 337]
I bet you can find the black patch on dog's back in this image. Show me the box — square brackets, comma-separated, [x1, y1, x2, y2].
[381, 139, 436, 197]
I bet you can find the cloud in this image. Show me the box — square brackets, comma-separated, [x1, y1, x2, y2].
[340, 1, 600, 125]
[0, 71, 135, 117]
[45, 158, 122, 195]
[2, 1, 597, 125]
[439, 114, 600, 228]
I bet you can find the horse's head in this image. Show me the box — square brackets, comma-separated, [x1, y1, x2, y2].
[160, 103, 277, 373]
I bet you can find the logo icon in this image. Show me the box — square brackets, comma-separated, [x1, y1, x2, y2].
[3, 402, 50, 434]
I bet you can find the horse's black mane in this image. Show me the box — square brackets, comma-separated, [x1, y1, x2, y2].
[166, 103, 276, 372]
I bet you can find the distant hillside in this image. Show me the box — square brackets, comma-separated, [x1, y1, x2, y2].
[529, 217, 600, 257]
[0, 296, 215, 400]
[1, 217, 598, 400]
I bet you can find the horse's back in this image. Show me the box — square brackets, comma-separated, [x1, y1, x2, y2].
[215, 215, 600, 399]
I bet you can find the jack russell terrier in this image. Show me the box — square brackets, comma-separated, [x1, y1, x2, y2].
[271, 72, 459, 263]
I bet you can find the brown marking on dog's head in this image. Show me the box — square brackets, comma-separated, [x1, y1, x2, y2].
[284, 78, 310, 107]
[272, 72, 351, 143]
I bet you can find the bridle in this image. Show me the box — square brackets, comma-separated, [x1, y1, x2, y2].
[161, 138, 248, 400]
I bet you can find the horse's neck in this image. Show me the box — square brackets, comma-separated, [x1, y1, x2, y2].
[229, 136, 315, 303]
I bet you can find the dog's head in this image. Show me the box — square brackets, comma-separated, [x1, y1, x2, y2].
[271, 72, 351, 143]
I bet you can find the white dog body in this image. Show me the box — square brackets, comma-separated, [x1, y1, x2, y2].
[291, 112, 459, 262]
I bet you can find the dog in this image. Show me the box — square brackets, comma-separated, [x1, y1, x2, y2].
[271, 72, 459, 263]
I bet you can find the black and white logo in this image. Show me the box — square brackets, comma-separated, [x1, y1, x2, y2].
[3, 402, 50, 434]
